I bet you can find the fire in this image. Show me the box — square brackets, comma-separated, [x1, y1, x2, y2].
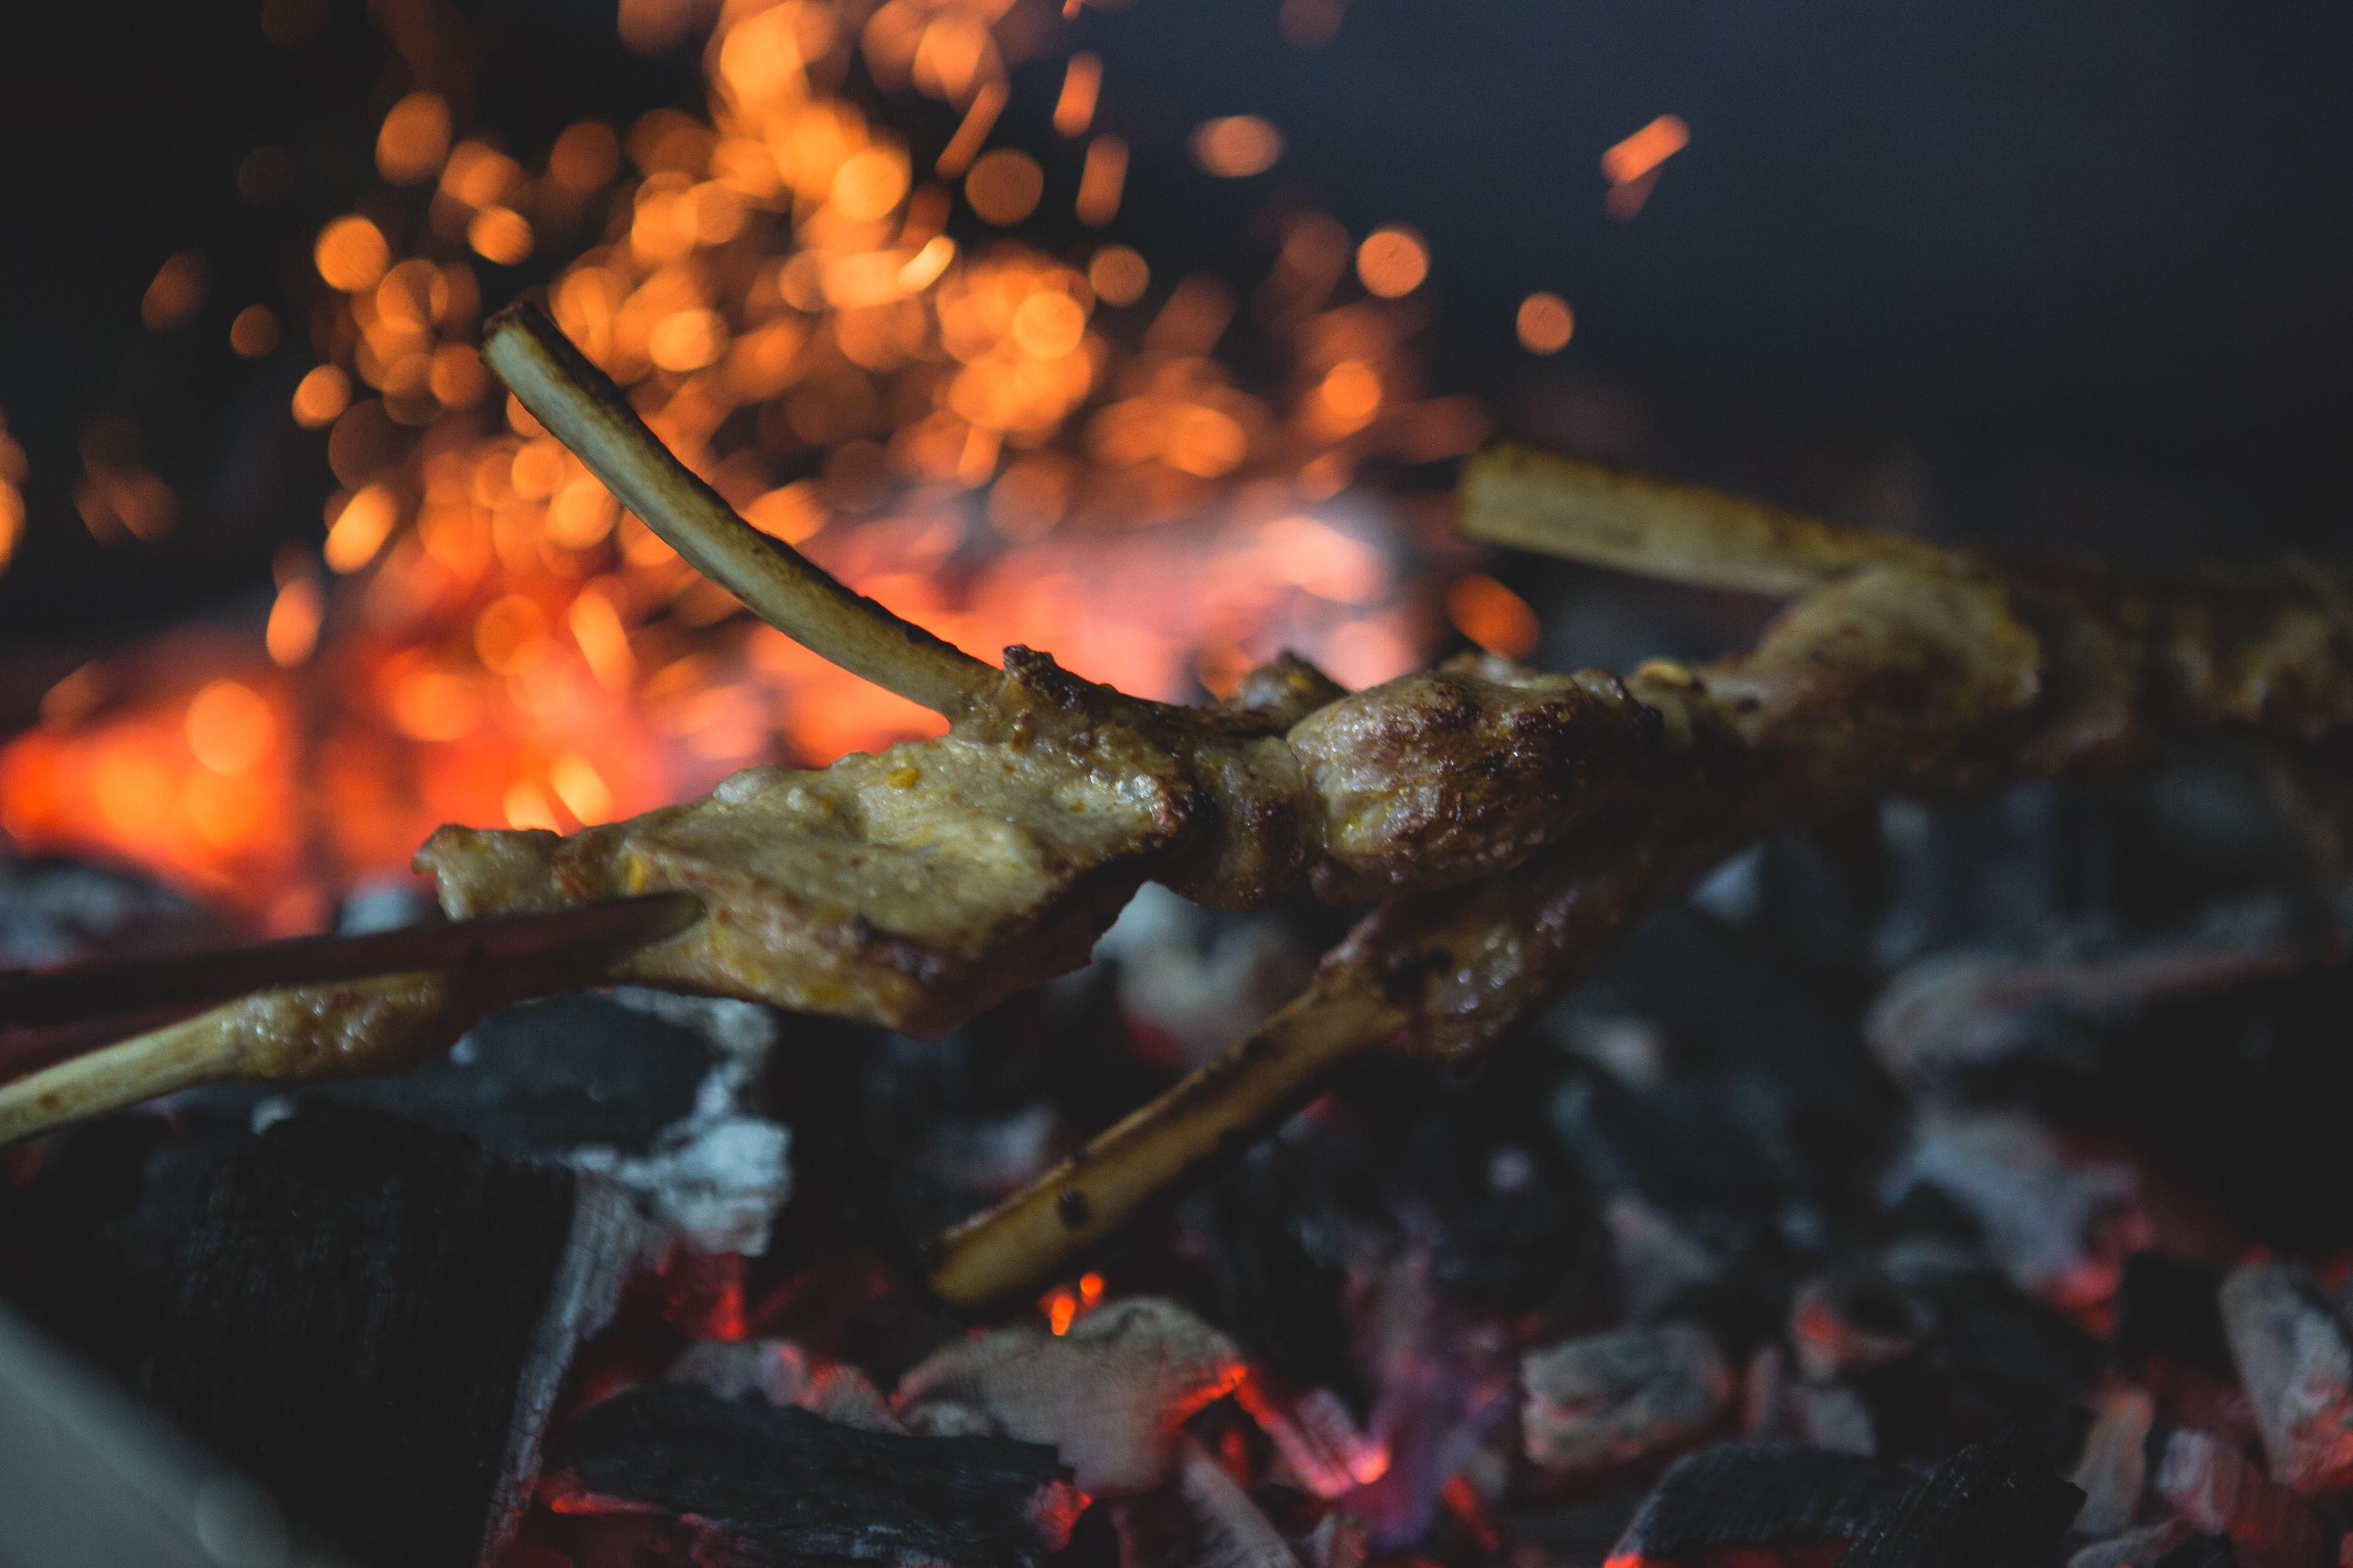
[1, 0, 1484, 921]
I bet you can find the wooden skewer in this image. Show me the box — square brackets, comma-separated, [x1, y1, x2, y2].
[0, 895, 700, 1147]
[927, 977, 1407, 1306]
[929, 819, 1726, 1307]
[1457, 440, 1957, 596]
[481, 303, 997, 717]
[0, 892, 700, 1030]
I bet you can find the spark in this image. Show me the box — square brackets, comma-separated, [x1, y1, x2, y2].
[1515, 291, 1574, 353]
[1602, 114, 1688, 218]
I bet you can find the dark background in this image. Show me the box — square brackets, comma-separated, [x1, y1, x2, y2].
[1, 0, 2348, 647]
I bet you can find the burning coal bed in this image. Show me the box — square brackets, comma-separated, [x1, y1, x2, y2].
[7, 720, 2353, 1568]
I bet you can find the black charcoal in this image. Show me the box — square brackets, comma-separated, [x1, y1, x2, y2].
[1609, 1442, 1923, 1560]
[139, 1103, 650, 1568]
[556, 1382, 1073, 1568]
[1839, 1428, 2082, 1568]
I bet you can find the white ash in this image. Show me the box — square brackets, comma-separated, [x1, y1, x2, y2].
[1114, 1438, 1300, 1568]
[671, 1339, 903, 1433]
[1604, 1197, 1721, 1320]
[1096, 885, 1311, 1065]
[1521, 1322, 1734, 1474]
[1297, 1511, 1368, 1568]
[2068, 1386, 2155, 1535]
[2220, 1259, 2353, 1497]
[1866, 898, 2308, 1088]
[485, 1175, 663, 1561]
[1786, 1383, 1877, 1456]
[896, 1297, 1247, 1495]
[1737, 1344, 1874, 1456]
[2151, 1426, 2331, 1567]
[569, 989, 792, 1255]
[1882, 1109, 2144, 1308]
[919, 1103, 1061, 1199]
[1787, 1275, 1922, 1381]
[1560, 1014, 1671, 1092]
[1689, 845, 1764, 923]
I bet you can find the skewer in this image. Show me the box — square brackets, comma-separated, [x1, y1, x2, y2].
[1457, 441, 1954, 596]
[481, 303, 997, 717]
[0, 895, 699, 1145]
[926, 819, 1720, 1306]
[922, 560, 2082, 1305]
[927, 976, 1408, 1306]
[0, 892, 700, 1030]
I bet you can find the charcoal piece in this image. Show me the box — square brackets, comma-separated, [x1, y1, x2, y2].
[211, 989, 791, 1256]
[1111, 1439, 1299, 1568]
[2152, 1537, 2238, 1568]
[2048, 963, 2353, 1250]
[2219, 1259, 2353, 1495]
[1883, 1110, 2141, 1308]
[2068, 1388, 2155, 1536]
[1521, 1322, 1735, 1474]
[556, 1383, 1072, 1568]
[2115, 1254, 2234, 1375]
[1889, 1249, 2102, 1435]
[296, 992, 716, 1155]
[0, 853, 217, 968]
[1840, 1428, 2083, 1568]
[2151, 1425, 2332, 1568]
[1191, 1158, 1359, 1406]
[140, 1104, 646, 1568]
[899, 1297, 1246, 1496]
[1610, 1442, 1924, 1560]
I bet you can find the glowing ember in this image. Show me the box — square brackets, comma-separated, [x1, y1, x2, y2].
[1355, 225, 1429, 298]
[0, 413, 24, 577]
[140, 251, 209, 334]
[1190, 115, 1285, 178]
[1602, 113, 1689, 219]
[1515, 291, 1574, 354]
[1052, 54, 1102, 138]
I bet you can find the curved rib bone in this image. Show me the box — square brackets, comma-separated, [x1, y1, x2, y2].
[483, 304, 997, 717]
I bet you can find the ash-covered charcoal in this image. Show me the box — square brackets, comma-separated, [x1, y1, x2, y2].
[0, 852, 220, 967]
[554, 1382, 1076, 1568]
[897, 1296, 1246, 1494]
[135, 1103, 653, 1568]
[1882, 1110, 2146, 1310]
[1864, 900, 2321, 1093]
[1879, 1239, 2103, 1445]
[1787, 1268, 1926, 1381]
[1521, 1322, 1734, 1475]
[2068, 1386, 2157, 1536]
[671, 1338, 903, 1431]
[290, 991, 718, 1156]
[235, 988, 791, 1255]
[1869, 786, 2137, 970]
[2221, 1260, 2353, 1496]
[1935, 946, 2353, 1252]
[1096, 884, 1314, 1066]
[1606, 1442, 1926, 1562]
[2149, 1426, 2332, 1568]
[1837, 1427, 2082, 1568]
[1113, 1438, 1301, 1568]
